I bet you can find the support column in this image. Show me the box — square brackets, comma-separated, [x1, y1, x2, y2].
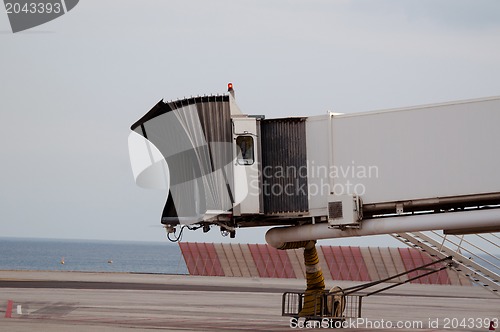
[278, 240, 325, 317]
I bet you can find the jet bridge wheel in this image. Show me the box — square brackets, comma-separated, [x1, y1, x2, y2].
[327, 286, 346, 318]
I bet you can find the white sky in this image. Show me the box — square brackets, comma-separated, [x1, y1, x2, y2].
[1, 0, 499, 247]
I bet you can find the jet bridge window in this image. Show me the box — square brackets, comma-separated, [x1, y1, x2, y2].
[236, 136, 254, 165]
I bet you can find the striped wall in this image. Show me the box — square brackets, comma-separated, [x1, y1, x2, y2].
[179, 243, 471, 286]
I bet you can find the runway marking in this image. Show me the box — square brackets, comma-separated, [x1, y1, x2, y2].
[5, 300, 13, 318]
[31, 302, 78, 317]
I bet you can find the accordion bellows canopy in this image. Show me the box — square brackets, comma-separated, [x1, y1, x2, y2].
[130, 95, 234, 224]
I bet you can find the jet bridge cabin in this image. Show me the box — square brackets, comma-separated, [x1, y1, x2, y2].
[130, 91, 313, 229]
[130, 88, 500, 236]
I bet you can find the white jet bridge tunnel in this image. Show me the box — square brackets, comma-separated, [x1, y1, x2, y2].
[129, 85, 500, 298]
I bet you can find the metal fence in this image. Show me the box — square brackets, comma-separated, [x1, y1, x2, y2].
[282, 290, 362, 321]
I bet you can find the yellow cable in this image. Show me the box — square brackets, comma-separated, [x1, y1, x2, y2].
[277, 240, 326, 317]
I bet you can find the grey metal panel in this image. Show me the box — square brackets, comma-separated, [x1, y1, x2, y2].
[194, 97, 234, 208]
[260, 118, 308, 214]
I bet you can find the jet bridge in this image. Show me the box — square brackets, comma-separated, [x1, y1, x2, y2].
[128, 84, 500, 299]
[129, 85, 500, 237]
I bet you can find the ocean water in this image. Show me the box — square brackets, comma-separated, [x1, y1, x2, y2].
[0, 237, 188, 274]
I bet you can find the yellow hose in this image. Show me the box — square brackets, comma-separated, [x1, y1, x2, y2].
[277, 241, 311, 250]
[278, 241, 325, 317]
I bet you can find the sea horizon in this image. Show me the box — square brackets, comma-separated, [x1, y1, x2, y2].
[0, 236, 176, 245]
[0, 237, 188, 274]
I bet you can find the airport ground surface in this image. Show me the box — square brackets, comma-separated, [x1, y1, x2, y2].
[0, 270, 498, 331]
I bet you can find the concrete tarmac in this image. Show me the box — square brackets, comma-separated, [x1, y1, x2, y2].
[0, 270, 498, 331]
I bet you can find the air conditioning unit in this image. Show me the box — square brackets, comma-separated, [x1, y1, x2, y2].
[328, 194, 363, 228]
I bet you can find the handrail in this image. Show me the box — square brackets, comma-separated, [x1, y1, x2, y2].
[327, 256, 453, 296]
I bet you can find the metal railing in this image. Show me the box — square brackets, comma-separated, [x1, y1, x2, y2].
[393, 231, 499, 296]
[282, 291, 362, 321]
[282, 256, 453, 321]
